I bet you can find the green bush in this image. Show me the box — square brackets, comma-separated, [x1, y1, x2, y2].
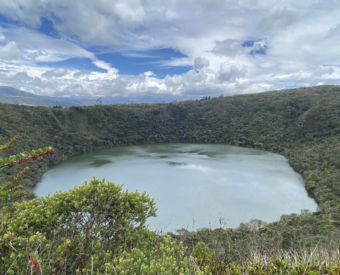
[1, 178, 157, 274]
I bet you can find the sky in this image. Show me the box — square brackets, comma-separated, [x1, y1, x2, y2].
[0, 0, 340, 102]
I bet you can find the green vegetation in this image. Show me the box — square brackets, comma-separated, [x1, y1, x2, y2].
[1, 178, 158, 274]
[2, 85, 340, 273]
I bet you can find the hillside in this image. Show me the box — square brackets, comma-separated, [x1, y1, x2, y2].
[0, 86, 83, 107]
[1, 84, 340, 252]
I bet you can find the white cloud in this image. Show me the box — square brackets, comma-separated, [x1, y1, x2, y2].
[218, 61, 247, 82]
[93, 60, 119, 76]
[144, 71, 155, 77]
[42, 68, 69, 78]
[93, 60, 112, 71]
[156, 57, 192, 68]
[278, 66, 337, 84]
[1, 60, 338, 101]
[212, 39, 244, 57]
[326, 23, 340, 39]
[257, 5, 300, 33]
[73, 70, 91, 77]
[0, 0, 145, 44]
[194, 57, 210, 70]
[0, 27, 5, 42]
[0, 41, 22, 61]
[2, 26, 95, 62]
[0, 0, 340, 99]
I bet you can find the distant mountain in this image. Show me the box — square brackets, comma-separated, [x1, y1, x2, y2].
[0, 86, 177, 107]
[0, 86, 88, 107]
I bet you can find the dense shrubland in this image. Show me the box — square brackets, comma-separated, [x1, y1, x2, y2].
[2, 85, 340, 273]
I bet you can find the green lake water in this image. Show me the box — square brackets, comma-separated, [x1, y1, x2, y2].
[34, 144, 317, 231]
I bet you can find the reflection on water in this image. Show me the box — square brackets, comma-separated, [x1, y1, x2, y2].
[89, 159, 112, 167]
[34, 144, 317, 231]
[168, 162, 186, 166]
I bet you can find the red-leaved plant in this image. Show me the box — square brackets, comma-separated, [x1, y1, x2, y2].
[0, 136, 54, 202]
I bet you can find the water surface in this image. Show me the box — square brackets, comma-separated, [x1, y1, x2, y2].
[34, 144, 317, 231]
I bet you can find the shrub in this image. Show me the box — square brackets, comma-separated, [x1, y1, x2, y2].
[1, 178, 157, 274]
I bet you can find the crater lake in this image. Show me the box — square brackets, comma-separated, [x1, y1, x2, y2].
[34, 144, 317, 231]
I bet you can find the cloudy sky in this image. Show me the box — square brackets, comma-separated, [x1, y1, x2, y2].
[0, 0, 340, 102]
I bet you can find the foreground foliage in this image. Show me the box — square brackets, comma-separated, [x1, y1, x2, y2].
[2, 179, 340, 274]
[0, 136, 54, 203]
[1, 178, 157, 274]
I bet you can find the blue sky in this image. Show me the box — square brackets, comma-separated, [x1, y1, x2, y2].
[0, 0, 339, 101]
[36, 49, 191, 78]
[95, 49, 191, 78]
[0, 13, 192, 79]
[34, 15, 193, 78]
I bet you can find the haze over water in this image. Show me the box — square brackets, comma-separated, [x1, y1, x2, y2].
[34, 144, 317, 231]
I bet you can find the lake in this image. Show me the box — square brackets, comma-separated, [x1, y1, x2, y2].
[34, 143, 317, 231]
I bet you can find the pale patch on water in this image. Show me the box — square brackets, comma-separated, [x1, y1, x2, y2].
[177, 164, 212, 172]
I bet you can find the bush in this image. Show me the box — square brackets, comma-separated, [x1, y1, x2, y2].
[0, 178, 157, 274]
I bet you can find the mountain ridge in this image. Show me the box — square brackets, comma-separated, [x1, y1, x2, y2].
[0, 86, 89, 107]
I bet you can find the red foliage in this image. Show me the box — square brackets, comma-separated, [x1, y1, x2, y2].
[29, 258, 40, 273]
[9, 149, 55, 168]
[1, 137, 54, 202]
[60, 241, 71, 253]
